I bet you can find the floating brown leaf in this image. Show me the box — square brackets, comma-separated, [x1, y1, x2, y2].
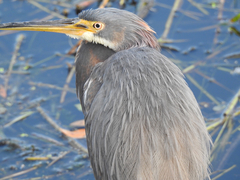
[59, 128, 86, 139]
[0, 85, 6, 98]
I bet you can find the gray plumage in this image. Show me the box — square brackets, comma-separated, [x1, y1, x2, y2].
[75, 8, 211, 180]
[79, 43, 211, 180]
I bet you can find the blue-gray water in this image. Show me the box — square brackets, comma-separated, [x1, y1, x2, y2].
[0, 0, 240, 179]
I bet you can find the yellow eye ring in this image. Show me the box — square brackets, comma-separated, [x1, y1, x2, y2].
[93, 22, 104, 30]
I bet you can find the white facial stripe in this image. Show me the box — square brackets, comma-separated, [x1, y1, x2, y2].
[82, 32, 116, 50]
[66, 32, 116, 50]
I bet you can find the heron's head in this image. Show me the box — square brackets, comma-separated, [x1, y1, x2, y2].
[76, 8, 159, 51]
[0, 8, 159, 51]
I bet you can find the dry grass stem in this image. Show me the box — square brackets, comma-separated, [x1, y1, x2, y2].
[29, 81, 75, 94]
[187, 0, 209, 15]
[0, 165, 40, 180]
[32, 132, 64, 146]
[4, 111, 35, 128]
[213, 0, 225, 44]
[156, 2, 201, 20]
[161, 0, 182, 40]
[4, 34, 25, 93]
[186, 74, 220, 105]
[194, 69, 233, 93]
[211, 165, 236, 180]
[47, 151, 70, 168]
[33, 0, 73, 8]
[27, 0, 66, 19]
[99, 0, 109, 8]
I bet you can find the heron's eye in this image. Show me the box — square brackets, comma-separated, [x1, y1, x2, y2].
[93, 22, 104, 30]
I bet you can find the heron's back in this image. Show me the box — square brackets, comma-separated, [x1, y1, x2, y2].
[82, 47, 211, 180]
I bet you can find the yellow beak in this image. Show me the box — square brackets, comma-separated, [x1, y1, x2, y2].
[0, 18, 97, 37]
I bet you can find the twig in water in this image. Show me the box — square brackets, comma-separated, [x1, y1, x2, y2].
[36, 106, 88, 153]
[4, 111, 35, 128]
[47, 151, 70, 168]
[99, 0, 109, 8]
[187, 0, 209, 15]
[186, 74, 220, 105]
[29, 81, 75, 94]
[210, 88, 240, 159]
[160, 0, 182, 40]
[213, 0, 225, 44]
[212, 165, 236, 180]
[5, 34, 25, 94]
[0, 165, 40, 180]
[32, 132, 64, 146]
[27, 0, 66, 19]
[194, 69, 233, 93]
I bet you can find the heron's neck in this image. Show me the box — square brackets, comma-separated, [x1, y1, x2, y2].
[75, 41, 115, 103]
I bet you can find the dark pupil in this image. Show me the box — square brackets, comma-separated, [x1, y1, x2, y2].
[95, 23, 100, 28]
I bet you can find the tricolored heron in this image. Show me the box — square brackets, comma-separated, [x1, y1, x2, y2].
[0, 8, 211, 180]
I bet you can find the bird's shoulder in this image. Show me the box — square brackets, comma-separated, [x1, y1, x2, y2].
[82, 46, 184, 115]
[92, 46, 182, 79]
